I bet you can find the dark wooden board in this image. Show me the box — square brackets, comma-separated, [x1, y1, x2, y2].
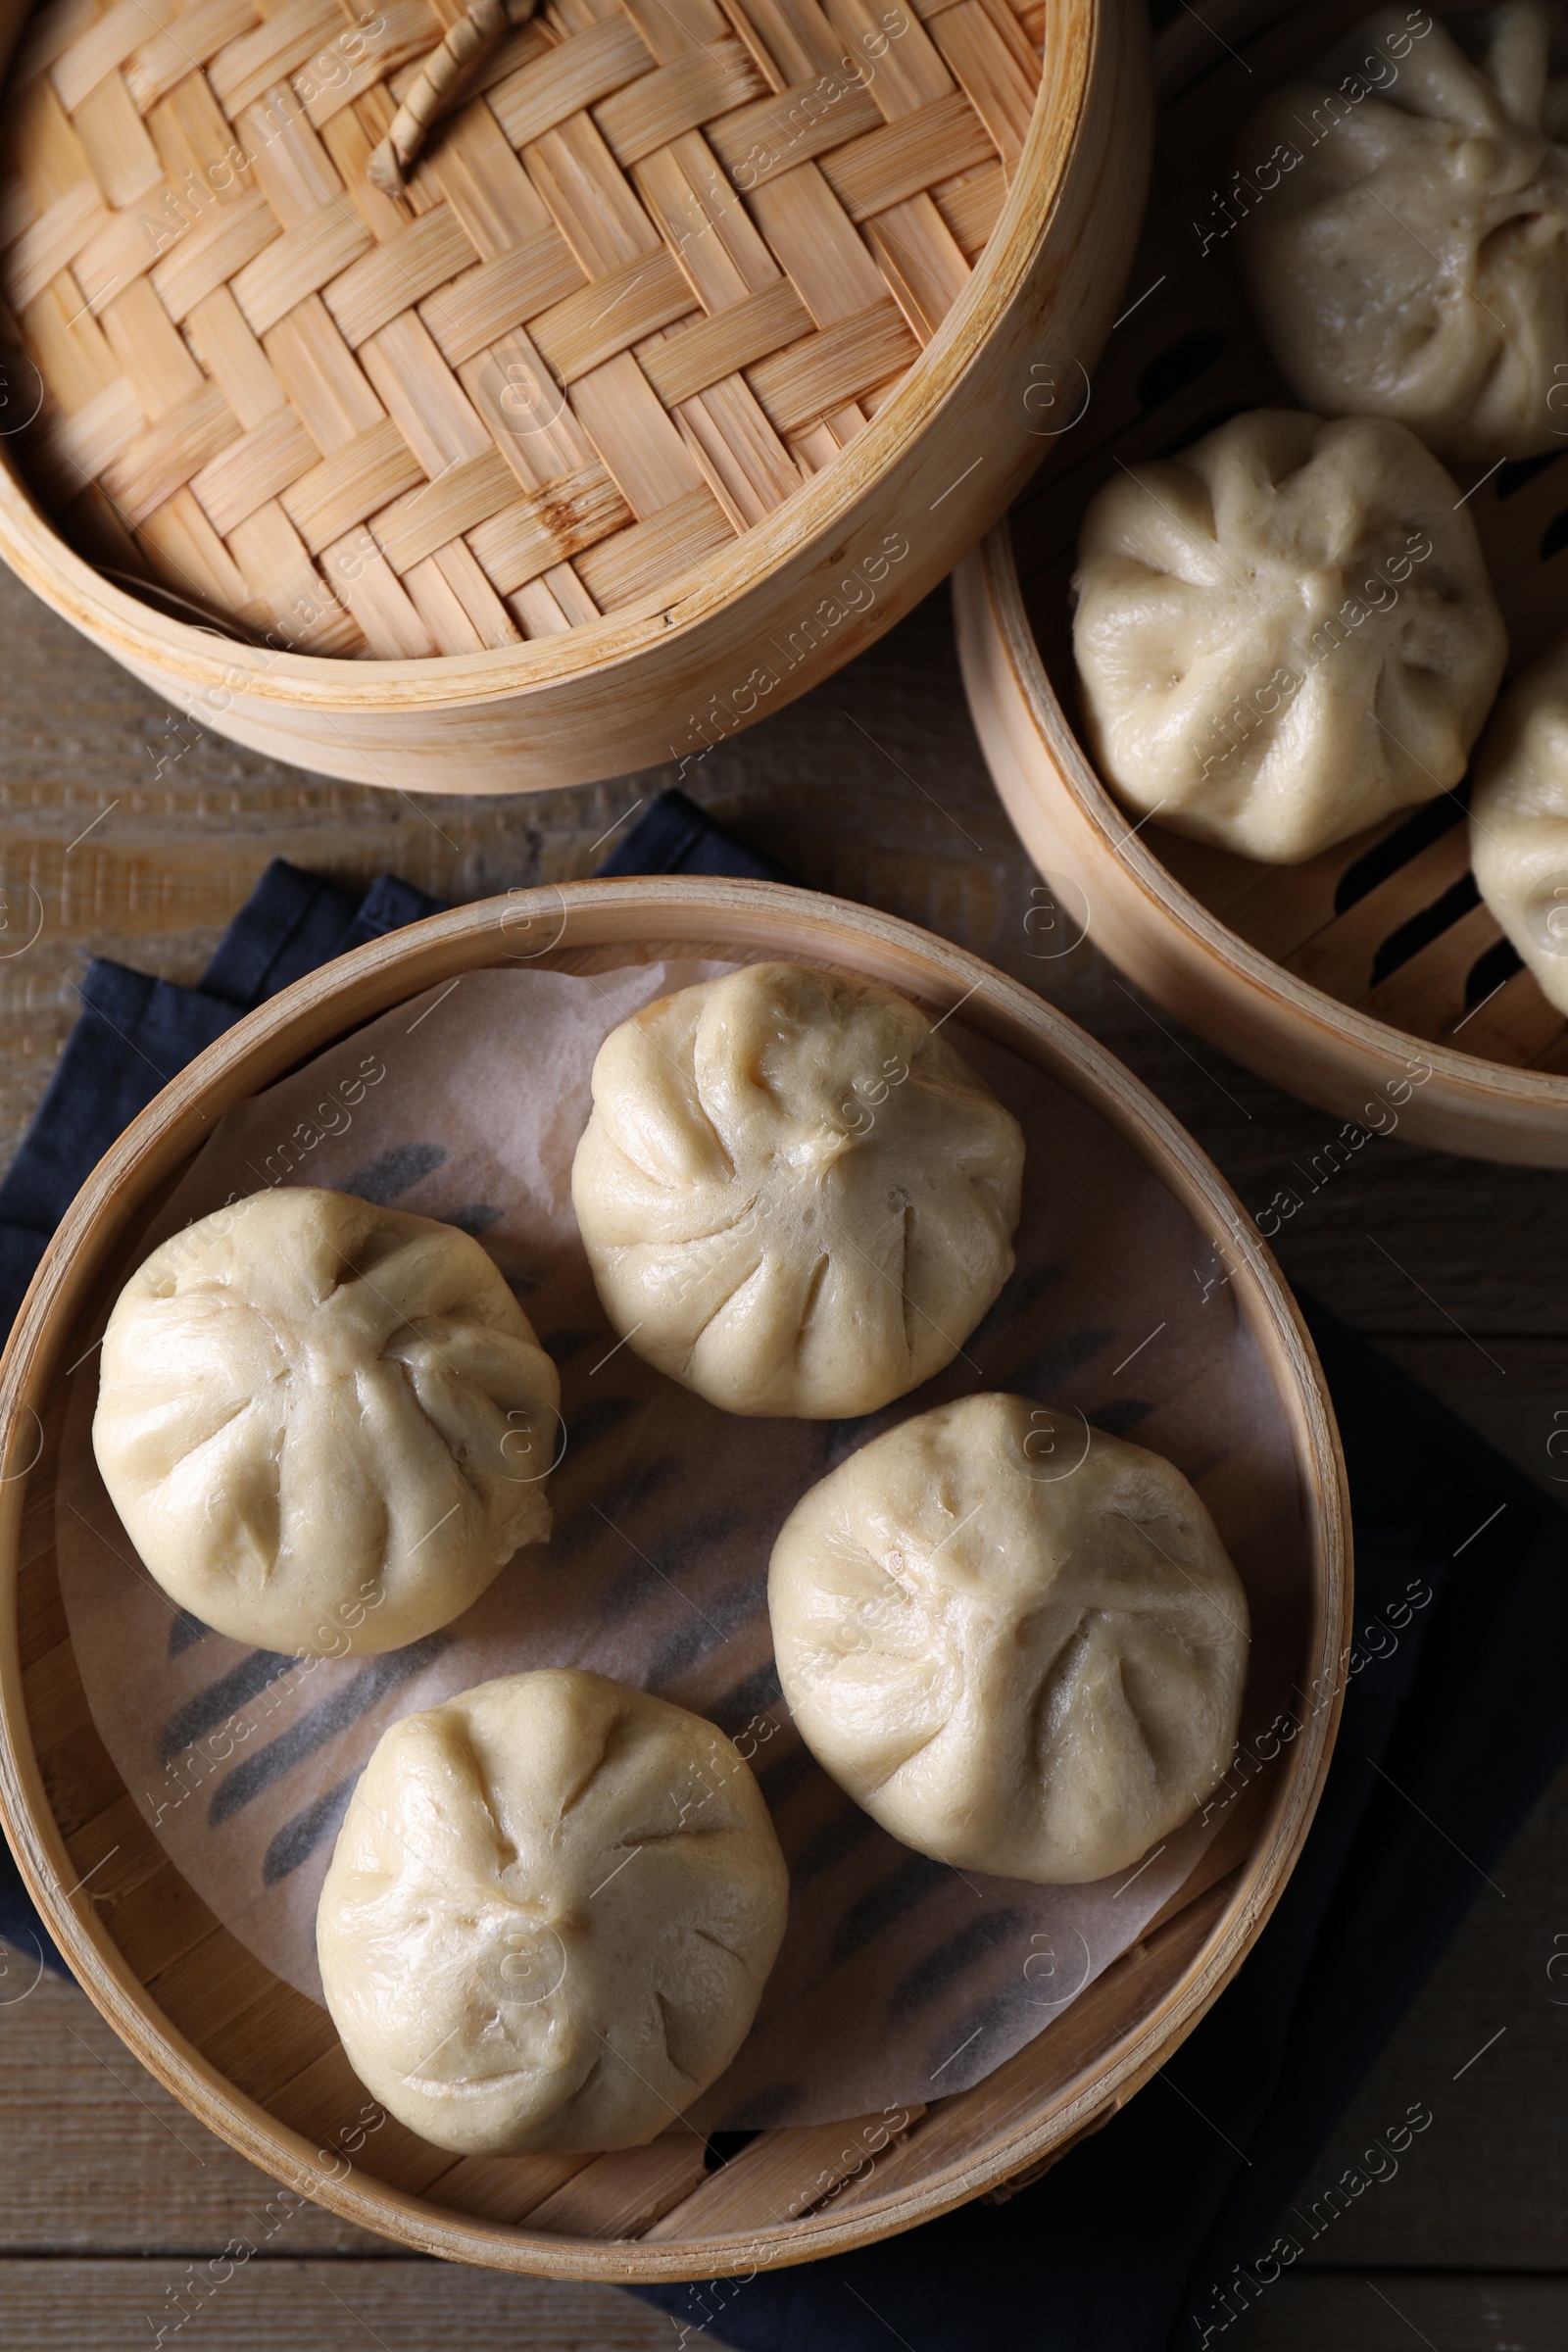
[0, 2256, 685, 2346]
[1232, 2273, 1568, 2350]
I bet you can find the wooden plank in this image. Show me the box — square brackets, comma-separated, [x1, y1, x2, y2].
[633, 127, 783, 309]
[567, 346, 710, 514]
[264, 293, 386, 451]
[227, 499, 368, 652]
[319, 519, 438, 654]
[35, 1708, 122, 1843]
[422, 2148, 594, 2223]
[19, 1558, 71, 1674]
[402, 552, 490, 651]
[1287, 828, 1475, 1003]
[1227, 2277, 1568, 2347]
[0, 2257, 691, 2344]
[821, 0, 953, 118]
[423, 93, 559, 259]
[267, 2042, 460, 2197]
[238, 84, 354, 232]
[931, 155, 1003, 253]
[424, 536, 523, 648]
[745, 159, 890, 322]
[521, 110, 664, 277]
[358, 310, 494, 474]
[1363, 903, 1503, 1036]
[0, 1971, 374, 2252]
[828, 1881, 1238, 2217]
[1444, 964, 1568, 1070]
[200, 1974, 339, 2107]
[101, 276, 208, 416]
[457, 324, 602, 491]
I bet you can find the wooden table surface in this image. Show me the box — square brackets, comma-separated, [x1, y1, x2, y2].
[0, 557, 1563, 2351]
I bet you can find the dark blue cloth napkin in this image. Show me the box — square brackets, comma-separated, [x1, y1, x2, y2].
[1, 792, 1562, 2352]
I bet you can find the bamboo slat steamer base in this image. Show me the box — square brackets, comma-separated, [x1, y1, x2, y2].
[954, 0, 1568, 1167]
[0, 0, 1151, 792]
[0, 879, 1348, 2278]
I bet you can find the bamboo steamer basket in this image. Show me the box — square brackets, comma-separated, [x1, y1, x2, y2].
[0, 0, 1150, 795]
[0, 878, 1348, 2277]
[956, 0, 1568, 1167]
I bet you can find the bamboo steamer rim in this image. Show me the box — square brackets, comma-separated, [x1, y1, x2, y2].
[0, 0, 1107, 710]
[960, 520, 1568, 1123]
[0, 878, 1348, 2275]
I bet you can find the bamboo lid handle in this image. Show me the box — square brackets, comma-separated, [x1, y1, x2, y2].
[368, 0, 537, 194]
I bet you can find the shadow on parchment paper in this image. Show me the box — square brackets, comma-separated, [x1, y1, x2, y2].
[55, 958, 1311, 2131]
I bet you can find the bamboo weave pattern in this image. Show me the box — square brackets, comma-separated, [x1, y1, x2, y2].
[0, 0, 1043, 657]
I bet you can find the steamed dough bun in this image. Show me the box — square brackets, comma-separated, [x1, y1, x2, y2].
[1072, 409, 1505, 861]
[92, 1187, 561, 1656]
[317, 1670, 790, 2153]
[768, 1394, 1250, 1885]
[1471, 632, 1568, 1012]
[569, 962, 1024, 1419]
[1235, 3, 1568, 466]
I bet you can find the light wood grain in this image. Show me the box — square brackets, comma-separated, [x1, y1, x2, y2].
[0, 2252, 696, 2347]
[0, 1968, 375, 2252]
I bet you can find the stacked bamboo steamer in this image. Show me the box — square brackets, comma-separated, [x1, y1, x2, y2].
[957, 0, 1568, 1166]
[0, 0, 1151, 790]
[0, 881, 1348, 2274]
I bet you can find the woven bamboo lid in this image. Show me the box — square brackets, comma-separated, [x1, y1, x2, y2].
[0, 0, 1043, 659]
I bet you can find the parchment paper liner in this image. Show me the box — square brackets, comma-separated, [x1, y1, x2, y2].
[57, 958, 1309, 2131]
